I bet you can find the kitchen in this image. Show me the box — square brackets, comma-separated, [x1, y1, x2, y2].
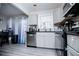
[26, 4, 64, 55]
[0, 3, 79, 56]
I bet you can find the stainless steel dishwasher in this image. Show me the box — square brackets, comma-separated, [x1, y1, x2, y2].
[27, 32, 36, 47]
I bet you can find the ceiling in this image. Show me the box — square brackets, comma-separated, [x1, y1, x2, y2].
[13, 3, 64, 15]
[0, 3, 26, 16]
[0, 3, 64, 16]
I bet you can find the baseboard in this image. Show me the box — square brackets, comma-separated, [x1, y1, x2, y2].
[27, 45, 37, 48]
[36, 47, 64, 51]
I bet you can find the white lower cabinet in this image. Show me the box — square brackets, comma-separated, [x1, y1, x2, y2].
[55, 33, 64, 49]
[36, 32, 55, 48]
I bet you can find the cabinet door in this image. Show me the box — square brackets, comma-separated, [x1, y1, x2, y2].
[53, 7, 64, 23]
[36, 33, 45, 47]
[55, 34, 64, 49]
[43, 33, 55, 48]
[36, 33, 55, 48]
[43, 37, 55, 48]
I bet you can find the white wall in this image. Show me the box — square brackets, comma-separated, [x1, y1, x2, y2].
[53, 7, 64, 23]
[8, 17, 12, 28]
[28, 6, 64, 25]
[0, 16, 8, 31]
[27, 14, 38, 25]
[27, 9, 54, 32]
[7, 17, 19, 34]
[27, 9, 53, 25]
[13, 3, 64, 25]
[14, 17, 19, 34]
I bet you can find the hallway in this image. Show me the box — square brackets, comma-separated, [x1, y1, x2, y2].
[0, 44, 58, 56]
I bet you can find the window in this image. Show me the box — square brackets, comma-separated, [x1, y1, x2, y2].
[38, 13, 54, 31]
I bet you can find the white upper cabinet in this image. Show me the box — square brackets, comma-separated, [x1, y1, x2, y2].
[53, 7, 64, 23]
[28, 14, 38, 25]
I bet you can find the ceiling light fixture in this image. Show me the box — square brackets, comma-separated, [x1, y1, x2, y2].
[33, 4, 37, 6]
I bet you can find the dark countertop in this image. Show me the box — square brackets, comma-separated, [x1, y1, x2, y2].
[27, 32, 36, 34]
[53, 31, 79, 36]
[26, 29, 79, 36]
[36, 31, 56, 32]
[27, 31, 63, 34]
[67, 31, 79, 36]
[27, 31, 79, 36]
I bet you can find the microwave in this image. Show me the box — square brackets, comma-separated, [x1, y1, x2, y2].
[63, 3, 75, 17]
[71, 22, 79, 31]
[72, 22, 79, 28]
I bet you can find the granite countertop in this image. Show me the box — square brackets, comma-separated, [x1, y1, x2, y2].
[67, 31, 79, 36]
[37, 31, 79, 36]
[27, 30, 79, 36]
[36, 31, 56, 32]
[27, 31, 63, 34]
[27, 32, 36, 34]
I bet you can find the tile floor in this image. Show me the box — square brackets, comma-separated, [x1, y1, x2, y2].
[0, 44, 63, 56]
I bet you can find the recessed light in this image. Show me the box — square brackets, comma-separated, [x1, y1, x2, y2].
[33, 4, 37, 6]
